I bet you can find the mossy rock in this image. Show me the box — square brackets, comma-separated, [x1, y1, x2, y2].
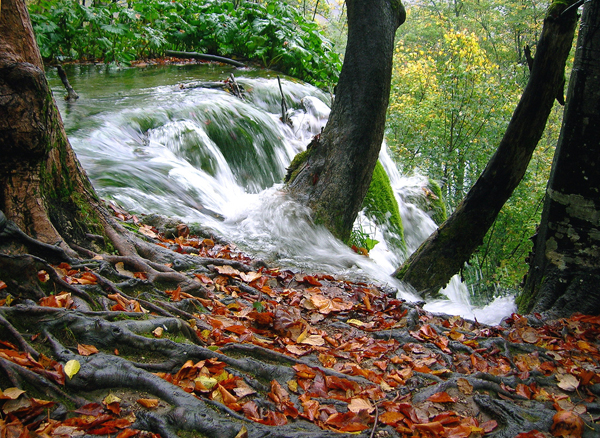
[404, 179, 447, 226]
[360, 161, 406, 253]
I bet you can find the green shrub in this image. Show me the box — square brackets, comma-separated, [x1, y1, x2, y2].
[28, 0, 342, 88]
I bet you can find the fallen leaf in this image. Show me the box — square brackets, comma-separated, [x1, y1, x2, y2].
[2, 388, 25, 400]
[300, 335, 325, 346]
[137, 398, 159, 409]
[103, 393, 122, 405]
[551, 410, 584, 438]
[153, 327, 164, 338]
[427, 392, 456, 403]
[64, 359, 80, 379]
[457, 378, 473, 395]
[557, 374, 579, 392]
[521, 327, 540, 344]
[347, 397, 374, 414]
[77, 344, 99, 356]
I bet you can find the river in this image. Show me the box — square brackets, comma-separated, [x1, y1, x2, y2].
[48, 63, 516, 325]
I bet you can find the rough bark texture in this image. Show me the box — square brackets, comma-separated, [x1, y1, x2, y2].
[287, 0, 405, 241]
[394, 2, 579, 298]
[520, 0, 600, 317]
[0, 0, 101, 252]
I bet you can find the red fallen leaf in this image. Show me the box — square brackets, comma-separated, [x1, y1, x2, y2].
[257, 410, 288, 426]
[480, 419, 498, 433]
[74, 402, 104, 416]
[551, 410, 584, 438]
[515, 431, 547, 438]
[303, 275, 322, 286]
[325, 375, 361, 394]
[269, 380, 289, 404]
[224, 325, 251, 335]
[427, 391, 457, 403]
[116, 430, 140, 438]
[105, 401, 121, 415]
[325, 411, 370, 432]
[165, 286, 182, 302]
[0, 280, 7, 290]
[413, 421, 444, 434]
[379, 410, 405, 426]
[446, 424, 474, 438]
[300, 398, 320, 421]
[38, 270, 50, 282]
[242, 401, 260, 420]
[293, 364, 317, 379]
[516, 383, 532, 399]
[194, 273, 213, 284]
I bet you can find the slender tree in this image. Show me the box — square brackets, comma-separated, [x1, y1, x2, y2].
[286, 0, 406, 241]
[393, 0, 580, 297]
[519, 0, 600, 316]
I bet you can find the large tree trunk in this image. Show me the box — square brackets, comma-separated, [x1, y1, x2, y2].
[394, 2, 579, 297]
[0, 0, 103, 253]
[519, 0, 600, 317]
[286, 0, 405, 241]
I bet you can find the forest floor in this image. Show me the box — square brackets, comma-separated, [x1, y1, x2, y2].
[1, 205, 599, 438]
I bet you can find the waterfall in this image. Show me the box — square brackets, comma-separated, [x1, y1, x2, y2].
[51, 64, 516, 325]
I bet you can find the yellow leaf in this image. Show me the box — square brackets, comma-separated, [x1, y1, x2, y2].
[347, 319, 364, 326]
[234, 425, 248, 438]
[195, 375, 218, 391]
[103, 393, 122, 405]
[64, 360, 80, 379]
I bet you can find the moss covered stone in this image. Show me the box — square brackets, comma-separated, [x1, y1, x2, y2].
[361, 161, 406, 253]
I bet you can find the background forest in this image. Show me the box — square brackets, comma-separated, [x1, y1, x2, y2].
[27, 0, 567, 304]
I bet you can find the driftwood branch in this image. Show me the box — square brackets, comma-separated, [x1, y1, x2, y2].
[165, 50, 246, 68]
[56, 65, 79, 101]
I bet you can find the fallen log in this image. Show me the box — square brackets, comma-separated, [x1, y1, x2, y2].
[165, 50, 246, 68]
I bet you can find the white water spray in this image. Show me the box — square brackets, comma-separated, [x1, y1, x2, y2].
[52, 65, 515, 325]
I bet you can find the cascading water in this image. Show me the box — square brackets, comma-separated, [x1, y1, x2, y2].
[50, 64, 515, 325]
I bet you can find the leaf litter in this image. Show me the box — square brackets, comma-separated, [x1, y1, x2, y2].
[0, 213, 599, 437]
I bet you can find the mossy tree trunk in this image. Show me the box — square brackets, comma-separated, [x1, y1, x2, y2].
[0, 0, 104, 253]
[394, 1, 579, 297]
[519, 0, 600, 317]
[287, 0, 405, 242]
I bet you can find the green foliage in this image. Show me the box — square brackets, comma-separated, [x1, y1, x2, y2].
[352, 161, 406, 255]
[28, 0, 342, 88]
[386, 0, 559, 294]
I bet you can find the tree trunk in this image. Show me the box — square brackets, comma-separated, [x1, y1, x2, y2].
[394, 1, 579, 297]
[286, 0, 405, 241]
[0, 0, 103, 253]
[520, 0, 600, 317]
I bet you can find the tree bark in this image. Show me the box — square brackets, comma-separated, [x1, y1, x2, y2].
[520, 0, 600, 317]
[286, 0, 405, 241]
[0, 0, 102, 252]
[394, 1, 579, 297]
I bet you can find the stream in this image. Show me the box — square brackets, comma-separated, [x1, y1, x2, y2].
[48, 63, 516, 325]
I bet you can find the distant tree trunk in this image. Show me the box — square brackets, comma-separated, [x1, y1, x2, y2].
[286, 0, 406, 241]
[520, 0, 600, 317]
[394, 1, 579, 297]
[0, 0, 104, 254]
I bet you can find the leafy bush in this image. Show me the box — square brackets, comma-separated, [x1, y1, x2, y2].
[28, 0, 342, 88]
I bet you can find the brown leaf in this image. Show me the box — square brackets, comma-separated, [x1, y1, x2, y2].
[457, 378, 473, 395]
[347, 397, 374, 414]
[137, 398, 159, 409]
[77, 344, 99, 356]
[521, 327, 540, 344]
[551, 410, 584, 438]
[427, 391, 456, 403]
[557, 373, 580, 392]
